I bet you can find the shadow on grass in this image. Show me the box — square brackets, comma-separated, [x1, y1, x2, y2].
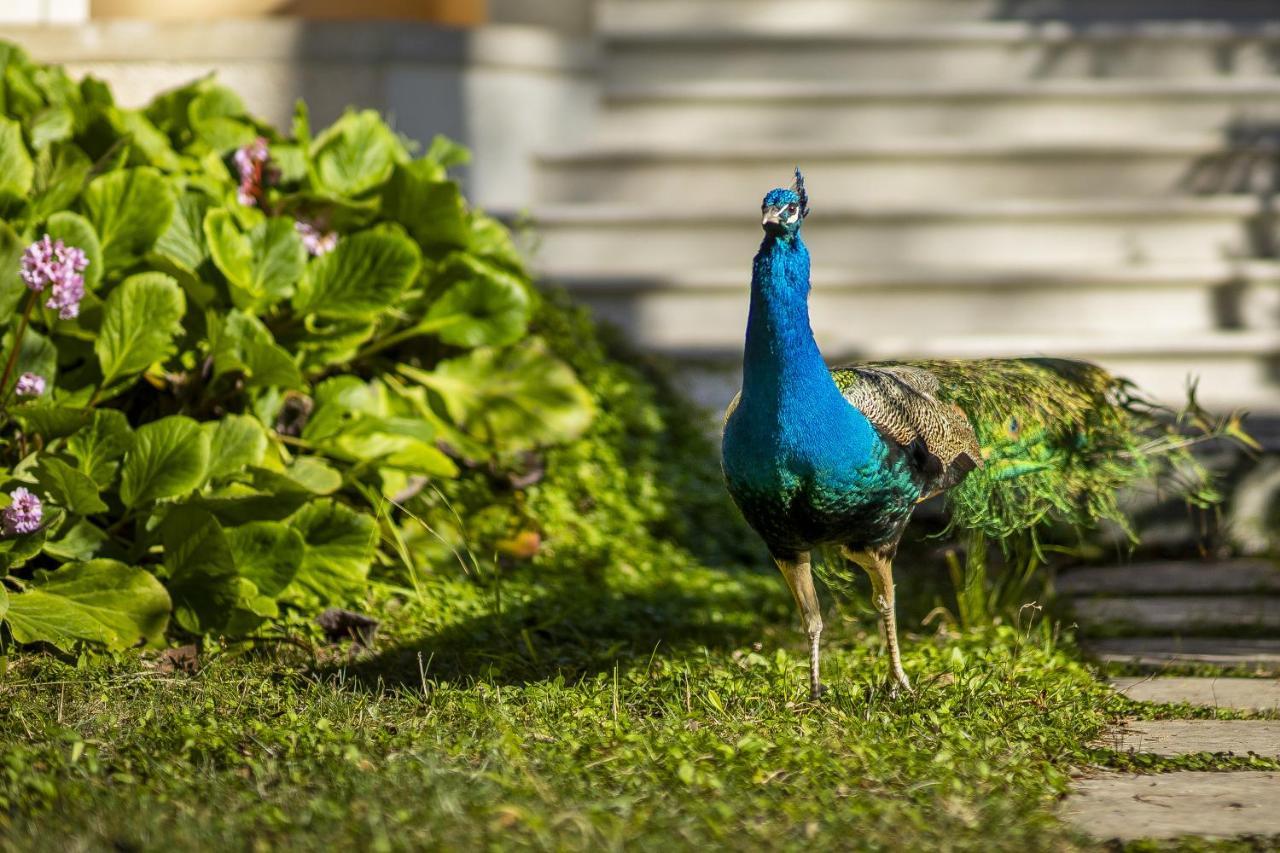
[321, 569, 793, 692]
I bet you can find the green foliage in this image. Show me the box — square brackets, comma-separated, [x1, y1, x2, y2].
[0, 44, 598, 652]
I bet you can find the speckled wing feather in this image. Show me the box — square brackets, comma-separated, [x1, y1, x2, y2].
[832, 364, 981, 499]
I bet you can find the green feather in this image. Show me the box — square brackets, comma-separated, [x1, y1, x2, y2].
[863, 357, 1222, 550]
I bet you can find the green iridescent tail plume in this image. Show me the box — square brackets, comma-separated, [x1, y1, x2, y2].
[931, 357, 1252, 550]
[814, 357, 1253, 611]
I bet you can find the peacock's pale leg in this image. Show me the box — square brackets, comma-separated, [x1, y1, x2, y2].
[775, 552, 825, 700]
[848, 547, 912, 696]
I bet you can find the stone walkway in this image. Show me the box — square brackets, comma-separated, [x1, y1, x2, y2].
[1062, 677, 1280, 842]
[1062, 771, 1280, 841]
[1063, 560, 1280, 669]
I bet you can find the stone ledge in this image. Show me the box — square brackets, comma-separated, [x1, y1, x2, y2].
[1098, 720, 1280, 757]
[10, 19, 597, 73]
[1110, 677, 1280, 712]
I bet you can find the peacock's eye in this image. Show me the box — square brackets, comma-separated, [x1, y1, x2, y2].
[787, 204, 797, 214]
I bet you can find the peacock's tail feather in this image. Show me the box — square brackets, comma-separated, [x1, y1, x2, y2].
[892, 357, 1243, 549]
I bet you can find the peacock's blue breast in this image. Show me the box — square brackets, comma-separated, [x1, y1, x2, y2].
[722, 403, 920, 556]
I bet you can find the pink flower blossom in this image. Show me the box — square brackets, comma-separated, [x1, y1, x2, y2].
[234, 136, 277, 208]
[20, 235, 88, 319]
[15, 372, 45, 397]
[2, 487, 42, 535]
[295, 219, 338, 256]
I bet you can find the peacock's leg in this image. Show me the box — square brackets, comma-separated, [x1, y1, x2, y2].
[774, 552, 824, 700]
[847, 547, 912, 696]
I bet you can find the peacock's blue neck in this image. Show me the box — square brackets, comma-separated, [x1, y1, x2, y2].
[739, 232, 878, 466]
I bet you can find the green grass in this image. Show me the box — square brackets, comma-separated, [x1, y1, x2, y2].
[0, 558, 1154, 852]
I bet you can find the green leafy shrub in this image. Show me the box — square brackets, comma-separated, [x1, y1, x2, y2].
[0, 42, 601, 651]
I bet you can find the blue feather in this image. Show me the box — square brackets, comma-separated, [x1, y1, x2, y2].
[721, 191, 920, 557]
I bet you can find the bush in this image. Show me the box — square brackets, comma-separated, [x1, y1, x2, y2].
[0, 42, 611, 652]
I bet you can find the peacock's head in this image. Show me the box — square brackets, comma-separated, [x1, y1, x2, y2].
[761, 168, 809, 237]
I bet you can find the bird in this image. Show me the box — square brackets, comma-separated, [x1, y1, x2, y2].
[720, 169, 1224, 700]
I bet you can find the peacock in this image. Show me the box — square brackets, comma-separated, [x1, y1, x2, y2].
[721, 169, 1231, 700]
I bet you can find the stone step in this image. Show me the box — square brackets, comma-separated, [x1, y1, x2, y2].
[1073, 596, 1280, 633]
[1086, 637, 1280, 673]
[1061, 771, 1280, 841]
[596, 80, 1280, 144]
[603, 21, 1280, 86]
[600, 1, 1280, 31]
[643, 332, 1280, 418]
[1058, 559, 1280, 596]
[1098, 720, 1280, 757]
[1109, 676, 1280, 711]
[528, 197, 1261, 273]
[557, 264, 1280, 341]
[536, 138, 1262, 204]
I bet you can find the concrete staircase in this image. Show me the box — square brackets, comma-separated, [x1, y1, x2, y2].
[526, 0, 1280, 415]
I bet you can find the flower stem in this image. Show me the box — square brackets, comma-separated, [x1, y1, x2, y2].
[0, 292, 38, 410]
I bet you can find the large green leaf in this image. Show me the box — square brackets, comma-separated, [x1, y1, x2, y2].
[5, 559, 170, 651]
[188, 85, 256, 152]
[204, 414, 268, 482]
[0, 220, 26, 318]
[380, 159, 469, 252]
[32, 455, 108, 515]
[292, 225, 420, 318]
[81, 167, 176, 271]
[418, 253, 530, 347]
[44, 210, 103, 291]
[401, 339, 595, 453]
[153, 190, 211, 273]
[249, 457, 343, 497]
[0, 115, 34, 198]
[119, 416, 210, 507]
[65, 409, 134, 487]
[204, 210, 306, 310]
[107, 107, 182, 172]
[162, 504, 237, 633]
[12, 405, 94, 440]
[95, 272, 186, 388]
[310, 109, 406, 198]
[226, 520, 303, 598]
[324, 416, 457, 478]
[9, 325, 57, 391]
[209, 310, 303, 389]
[28, 142, 93, 223]
[42, 518, 108, 562]
[28, 105, 74, 151]
[285, 499, 376, 604]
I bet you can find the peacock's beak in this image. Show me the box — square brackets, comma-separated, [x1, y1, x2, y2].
[762, 207, 783, 231]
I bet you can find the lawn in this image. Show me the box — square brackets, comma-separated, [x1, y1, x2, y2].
[2, 559, 1134, 852]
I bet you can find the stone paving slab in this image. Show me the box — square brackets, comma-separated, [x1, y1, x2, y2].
[1057, 560, 1280, 596]
[1096, 720, 1280, 757]
[1084, 637, 1280, 673]
[1072, 595, 1280, 632]
[1061, 771, 1280, 841]
[1110, 677, 1280, 712]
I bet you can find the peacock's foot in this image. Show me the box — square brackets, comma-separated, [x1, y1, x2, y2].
[887, 670, 913, 699]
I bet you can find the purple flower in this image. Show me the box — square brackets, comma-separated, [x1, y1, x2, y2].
[234, 136, 276, 208]
[295, 219, 338, 256]
[2, 487, 42, 535]
[46, 275, 85, 319]
[15, 372, 45, 397]
[20, 235, 88, 319]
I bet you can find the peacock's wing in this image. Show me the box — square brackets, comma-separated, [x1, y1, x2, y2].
[832, 363, 982, 500]
[835, 357, 1207, 545]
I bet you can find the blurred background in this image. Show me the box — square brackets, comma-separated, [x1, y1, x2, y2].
[5, 0, 1279, 421]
